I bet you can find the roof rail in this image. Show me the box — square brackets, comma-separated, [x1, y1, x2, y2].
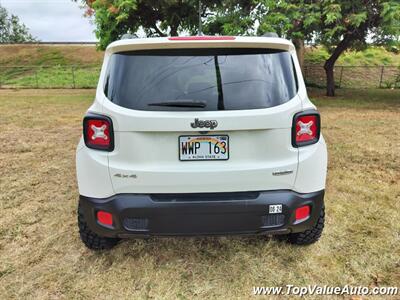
[262, 32, 279, 38]
[121, 33, 138, 40]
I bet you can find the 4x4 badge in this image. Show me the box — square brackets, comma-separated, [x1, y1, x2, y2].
[191, 118, 218, 130]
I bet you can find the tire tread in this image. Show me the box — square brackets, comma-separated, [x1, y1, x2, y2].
[286, 205, 325, 245]
[78, 206, 119, 250]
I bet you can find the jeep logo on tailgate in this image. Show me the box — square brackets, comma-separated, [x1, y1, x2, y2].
[190, 118, 218, 130]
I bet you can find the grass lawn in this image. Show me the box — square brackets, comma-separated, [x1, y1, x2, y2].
[0, 45, 102, 89]
[0, 88, 399, 299]
[0, 66, 100, 89]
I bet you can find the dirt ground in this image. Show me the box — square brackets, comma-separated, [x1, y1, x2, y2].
[0, 88, 399, 299]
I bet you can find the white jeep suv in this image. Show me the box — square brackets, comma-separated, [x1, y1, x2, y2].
[76, 35, 327, 250]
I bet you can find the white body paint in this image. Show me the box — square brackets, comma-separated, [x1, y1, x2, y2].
[76, 36, 327, 198]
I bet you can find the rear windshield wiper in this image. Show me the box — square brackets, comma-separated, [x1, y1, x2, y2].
[147, 99, 207, 108]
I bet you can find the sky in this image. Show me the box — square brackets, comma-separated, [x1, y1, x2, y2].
[0, 0, 97, 42]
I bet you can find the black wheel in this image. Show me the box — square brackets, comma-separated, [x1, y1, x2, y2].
[78, 205, 119, 250]
[281, 205, 325, 245]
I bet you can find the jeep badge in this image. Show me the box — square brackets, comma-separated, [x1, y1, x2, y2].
[190, 118, 218, 130]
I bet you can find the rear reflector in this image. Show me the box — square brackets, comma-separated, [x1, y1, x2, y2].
[83, 114, 114, 151]
[292, 110, 320, 147]
[97, 211, 113, 226]
[295, 205, 310, 221]
[168, 36, 236, 41]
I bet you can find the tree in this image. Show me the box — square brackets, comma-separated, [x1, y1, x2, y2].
[259, 0, 400, 96]
[202, 0, 259, 36]
[76, 0, 257, 50]
[257, 1, 318, 72]
[77, 0, 218, 49]
[0, 5, 36, 43]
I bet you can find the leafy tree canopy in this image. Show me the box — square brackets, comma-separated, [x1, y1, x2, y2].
[0, 5, 36, 43]
[77, 0, 255, 49]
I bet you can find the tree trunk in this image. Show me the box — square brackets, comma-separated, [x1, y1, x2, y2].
[323, 34, 353, 97]
[293, 38, 305, 73]
[324, 62, 335, 96]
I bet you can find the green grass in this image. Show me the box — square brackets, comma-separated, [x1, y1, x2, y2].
[34, 48, 68, 66]
[0, 45, 103, 88]
[308, 87, 400, 108]
[0, 47, 66, 66]
[0, 88, 399, 299]
[1, 66, 100, 88]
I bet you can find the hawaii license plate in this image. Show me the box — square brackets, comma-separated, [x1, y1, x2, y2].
[179, 135, 229, 161]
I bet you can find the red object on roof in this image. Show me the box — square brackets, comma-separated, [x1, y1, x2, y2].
[168, 36, 236, 41]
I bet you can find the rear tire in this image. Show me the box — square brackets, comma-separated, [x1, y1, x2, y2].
[282, 205, 325, 245]
[78, 205, 120, 250]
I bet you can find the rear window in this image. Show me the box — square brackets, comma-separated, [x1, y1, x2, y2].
[104, 48, 297, 111]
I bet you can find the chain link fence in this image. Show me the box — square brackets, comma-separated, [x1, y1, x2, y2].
[0, 65, 399, 89]
[0, 65, 101, 89]
[304, 65, 400, 89]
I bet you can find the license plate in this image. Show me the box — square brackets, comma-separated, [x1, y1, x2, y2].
[179, 135, 229, 161]
[269, 204, 282, 214]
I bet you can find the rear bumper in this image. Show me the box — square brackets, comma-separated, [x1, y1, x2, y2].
[79, 190, 324, 238]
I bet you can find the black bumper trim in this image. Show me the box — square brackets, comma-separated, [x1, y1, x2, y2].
[79, 190, 324, 238]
